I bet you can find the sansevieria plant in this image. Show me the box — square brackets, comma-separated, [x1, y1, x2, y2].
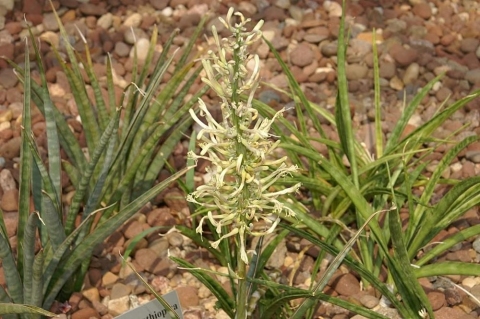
[0, 6, 205, 317]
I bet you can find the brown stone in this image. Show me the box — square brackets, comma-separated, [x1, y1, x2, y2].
[134, 248, 172, 275]
[434, 306, 471, 319]
[1, 189, 19, 212]
[146, 207, 176, 228]
[290, 43, 315, 67]
[412, 3, 432, 20]
[331, 273, 360, 296]
[71, 307, 100, 319]
[110, 283, 131, 300]
[163, 188, 188, 212]
[176, 286, 199, 308]
[428, 291, 446, 311]
[390, 43, 418, 67]
[122, 219, 148, 239]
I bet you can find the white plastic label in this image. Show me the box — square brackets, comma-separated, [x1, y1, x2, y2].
[115, 291, 183, 319]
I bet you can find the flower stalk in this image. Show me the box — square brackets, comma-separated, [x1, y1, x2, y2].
[187, 8, 301, 318]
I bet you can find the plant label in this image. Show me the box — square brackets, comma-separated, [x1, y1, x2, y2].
[115, 291, 183, 319]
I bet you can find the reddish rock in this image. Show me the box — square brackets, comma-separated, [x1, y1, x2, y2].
[1, 189, 19, 212]
[0, 68, 19, 89]
[122, 220, 148, 239]
[176, 286, 199, 308]
[262, 6, 287, 21]
[290, 43, 314, 67]
[69, 292, 83, 312]
[390, 43, 418, 67]
[71, 307, 100, 319]
[2, 212, 17, 237]
[146, 208, 176, 228]
[0, 43, 15, 62]
[163, 188, 188, 212]
[428, 291, 446, 311]
[434, 306, 472, 319]
[332, 273, 360, 296]
[412, 3, 432, 20]
[22, 0, 44, 15]
[110, 283, 131, 300]
[134, 248, 172, 275]
[78, 3, 106, 16]
[150, 0, 169, 10]
[4, 22, 23, 35]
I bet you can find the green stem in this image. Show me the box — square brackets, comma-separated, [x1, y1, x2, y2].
[231, 29, 248, 319]
[235, 242, 247, 319]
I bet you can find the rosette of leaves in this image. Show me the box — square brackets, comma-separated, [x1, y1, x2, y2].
[0, 7, 206, 318]
[248, 0, 480, 318]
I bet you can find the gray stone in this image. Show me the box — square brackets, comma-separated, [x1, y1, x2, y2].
[465, 68, 480, 84]
[473, 236, 480, 253]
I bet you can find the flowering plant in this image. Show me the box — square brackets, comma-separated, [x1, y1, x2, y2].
[187, 8, 301, 265]
[186, 7, 301, 318]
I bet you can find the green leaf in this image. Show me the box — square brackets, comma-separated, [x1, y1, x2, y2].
[388, 206, 432, 318]
[170, 257, 235, 318]
[416, 224, 480, 266]
[334, 0, 358, 189]
[22, 213, 39, 305]
[43, 167, 190, 310]
[0, 216, 23, 304]
[248, 278, 388, 319]
[17, 36, 33, 284]
[414, 262, 480, 277]
[0, 304, 54, 317]
[291, 203, 394, 319]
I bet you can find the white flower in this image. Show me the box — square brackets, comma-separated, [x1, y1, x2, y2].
[188, 8, 301, 264]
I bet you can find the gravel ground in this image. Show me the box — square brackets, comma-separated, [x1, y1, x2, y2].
[1, 0, 480, 318]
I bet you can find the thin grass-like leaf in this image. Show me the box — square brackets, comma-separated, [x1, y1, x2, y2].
[280, 223, 407, 315]
[170, 257, 235, 318]
[0, 304, 54, 317]
[406, 136, 478, 250]
[414, 262, 480, 277]
[291, 205, 394, 319]
[384, 74, 443, 154]
[121, 257, 181, 319]
[335, 0, 358, 189]
[372, 30, 383, 158]
[43, 167, 190, 310]
[252, 278, 387, 319]
[416, 224, 480, 266]
[409, 176, 480, 256]
[388, 205, 432, 318]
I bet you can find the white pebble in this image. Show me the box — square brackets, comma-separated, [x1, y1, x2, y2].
[123, 13, 142, 28]
[0, 169, 16, 191]
[162, 7, 173, 17]
[130, 38, 150, 60]
[97, 13, 113, 29]
[324, 0, 343, 17]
